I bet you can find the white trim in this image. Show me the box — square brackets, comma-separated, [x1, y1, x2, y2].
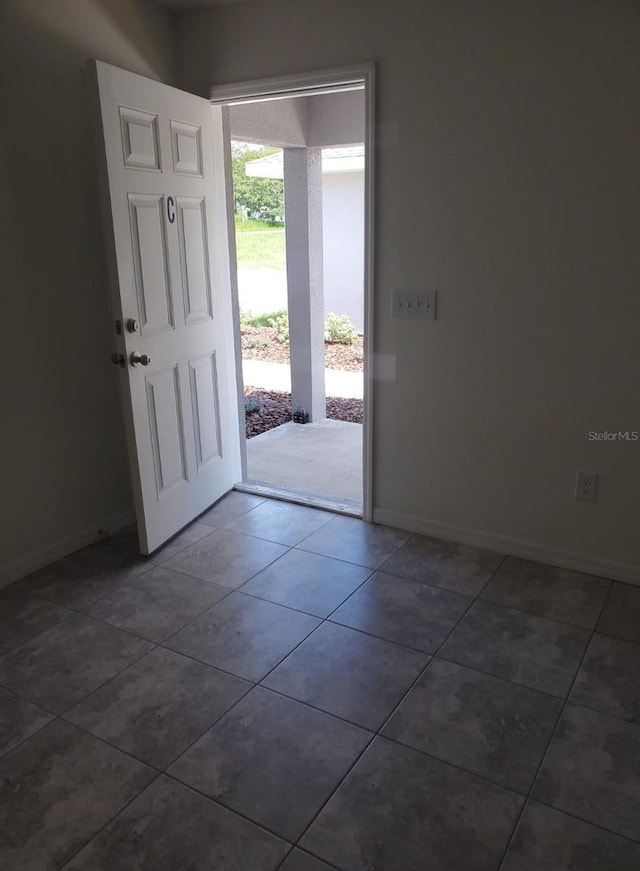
[220, 106, 248, 482]
[212, 64, 375, 521]
[209, 65, 369, 105]
[234, 482, 361, 517]
[372, 508, 640, 586]
[362, 64, 375, 522]
[0, 509, 135, 591]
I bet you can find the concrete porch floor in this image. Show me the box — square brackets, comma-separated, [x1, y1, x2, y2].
[246, 419, 363, 513]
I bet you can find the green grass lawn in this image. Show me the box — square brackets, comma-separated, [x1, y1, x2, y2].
[235, 219, 286, 270]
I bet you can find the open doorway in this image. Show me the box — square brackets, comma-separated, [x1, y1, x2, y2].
[212, 71, 373, 517]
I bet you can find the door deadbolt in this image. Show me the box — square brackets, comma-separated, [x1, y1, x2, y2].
[130, 352, 151, 367]
[126, 318, 140, 333]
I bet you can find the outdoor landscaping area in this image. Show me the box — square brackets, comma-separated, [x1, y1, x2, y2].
[244, 388, 363, 439]
[241, 312, 364, 372]
[233, 142, 364, 440]
[241, 310, 364, 439]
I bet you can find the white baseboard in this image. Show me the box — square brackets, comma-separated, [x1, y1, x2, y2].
[372, 508, 640, 587]
[0, 509, 135, 592]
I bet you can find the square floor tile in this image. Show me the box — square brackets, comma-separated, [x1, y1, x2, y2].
[164, 528, 287, 588]
[170, 686, 370, 840]
[22, 542, 150, 609]
[241, 549, 371, 617]
[263, 622, 429, 730]
[596, 581, 640, 644]
[0, 587, 68, 655]
[382, 534, 504, 596]
[480, 557, 610, 628]
[279, 850, 334, 871]
[297, 516, 410, 569]
[227, 499, 332, 546]
[330, 571, 470, 653]
[198, 491, 265, 528]
[383, 659, 562, 792]
[63, 776, 288, 871]
[439, 600, 589, 697]
[301, 736, 523, 871]
[0, 719, 154, 871]
[86, 567, 228, 643]
[501, 800, 640, 871]
[65, 647, 249, 769]
[0, 612, 152, 714]
[533, 704, 640, 841]
[570, 633, 640, 723]
[147, 522, 215, 565]
[0, 687, 52, 758]
[166, 592, 319, 681]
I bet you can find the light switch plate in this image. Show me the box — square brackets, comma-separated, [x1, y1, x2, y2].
[393, 291, 437, 319]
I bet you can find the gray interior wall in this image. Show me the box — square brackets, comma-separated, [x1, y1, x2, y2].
[1, 0, 638, 585]
[0, 0, 176, 584]
[177, 0, 640, 574]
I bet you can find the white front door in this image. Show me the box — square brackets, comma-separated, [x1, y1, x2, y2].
[90, 61, 241, 554]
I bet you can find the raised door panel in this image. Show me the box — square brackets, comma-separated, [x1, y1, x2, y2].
[119, 107, 161, 171]
[170, 120, 203, 176]
[177, 196, 213, 324]
[128, 194, 174, 334]
[145, 366, 188, 498]
[189, 354, 222, 470]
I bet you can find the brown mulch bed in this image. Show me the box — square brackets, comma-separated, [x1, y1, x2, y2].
[242, 327, 363, 372]
[244, 387, 363, 439]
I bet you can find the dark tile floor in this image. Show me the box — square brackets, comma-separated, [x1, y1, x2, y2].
[1, 492, 639, 870]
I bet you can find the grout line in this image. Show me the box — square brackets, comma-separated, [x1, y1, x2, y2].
[495, 578, 614, 870]
[160, 770, 294, 848]
[53, 720, 296, 866]
[0, 703, 54, 763]
[55, 639, 160, 721]
[289, 553, 507, 854]
[430, 651, 568, 701]
[5, 509, 639, 866]
[54, 766, 162, 870]
[472, 593, 610, 633]
[519, 795, 640, 847]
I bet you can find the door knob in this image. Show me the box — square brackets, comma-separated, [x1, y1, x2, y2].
[130, 352, 151, 367]
[126, 318, 140, 333]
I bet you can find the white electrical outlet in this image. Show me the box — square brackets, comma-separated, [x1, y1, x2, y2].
[575, 471, 597, 502]
[393, 291, 437, 319]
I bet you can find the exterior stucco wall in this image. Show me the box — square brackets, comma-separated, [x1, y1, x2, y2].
[322, 171, 364, 332]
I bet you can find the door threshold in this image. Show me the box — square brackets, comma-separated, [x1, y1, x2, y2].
[234, 481, 363, 518]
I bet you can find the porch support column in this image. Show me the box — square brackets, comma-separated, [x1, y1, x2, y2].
[283, 147, 325, 422]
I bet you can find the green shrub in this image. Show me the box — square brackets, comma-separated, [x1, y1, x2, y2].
[239, 308, 253, 331]
[244, 394, 263, 414]
[325, 313, 357, 345]
[268, 311, 289, 343]
[243, 309, 287, 328]
[244, 336, 269, 350]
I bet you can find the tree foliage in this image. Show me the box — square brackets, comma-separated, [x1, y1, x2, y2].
[232, 142, 284, 224]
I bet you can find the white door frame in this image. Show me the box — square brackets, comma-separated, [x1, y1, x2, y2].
[210, 64, 375, 522]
